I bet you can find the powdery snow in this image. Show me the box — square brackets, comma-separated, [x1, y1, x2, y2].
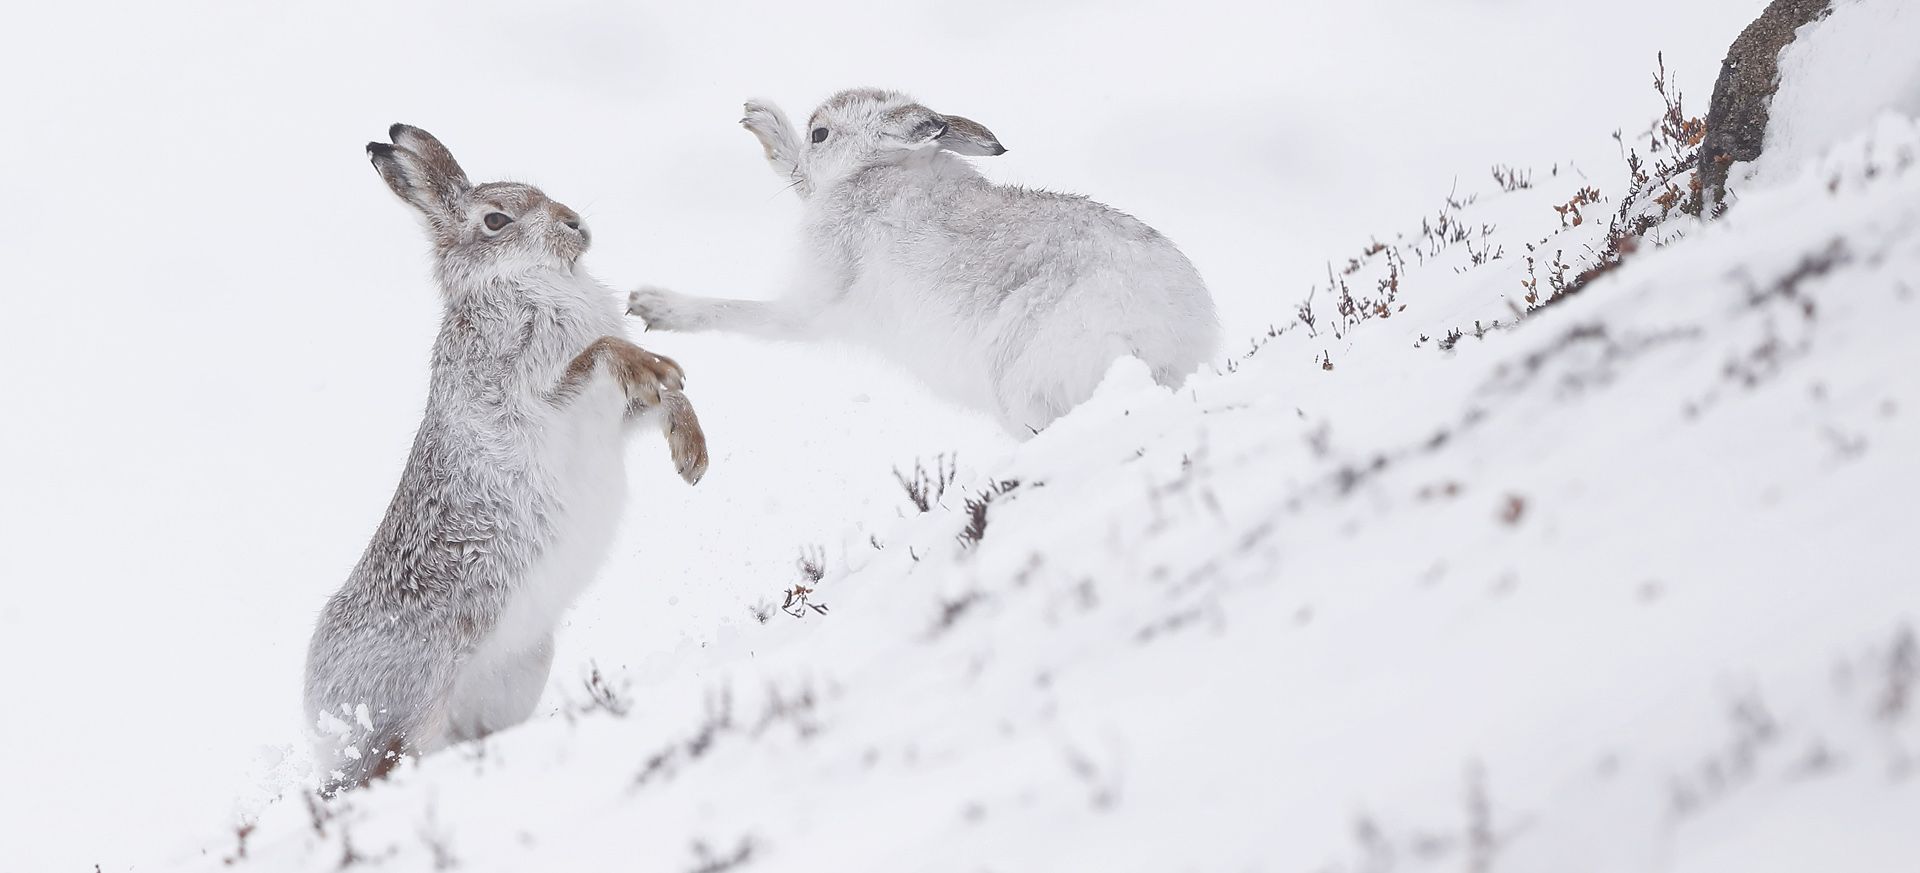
[162, 81, 1920, 873]
[10, 1, 1920, 871]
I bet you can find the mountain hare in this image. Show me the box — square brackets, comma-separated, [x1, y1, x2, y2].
[626, 88, 1221, 435]
[303, 124, 708, 794]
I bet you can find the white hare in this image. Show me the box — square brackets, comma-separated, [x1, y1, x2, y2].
[627, 88, 1221, 435]
[303, 124, 708, 794]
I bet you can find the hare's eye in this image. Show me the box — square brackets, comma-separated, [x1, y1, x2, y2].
[483, 212, 513, 231]
[810, 127, 829, 144]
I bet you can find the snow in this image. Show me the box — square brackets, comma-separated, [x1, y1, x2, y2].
[1736, 0, 1920, 191]
[8, 1, 1919, 871]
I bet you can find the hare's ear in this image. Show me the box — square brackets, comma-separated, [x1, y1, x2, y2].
[366, 124, 471, 219]
[388, 124, 471, 190]
[938, 115, 1007, 157]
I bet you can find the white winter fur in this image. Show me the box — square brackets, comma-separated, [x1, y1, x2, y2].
[627, 89, 1222, 435]
[303, 125, 706, 793]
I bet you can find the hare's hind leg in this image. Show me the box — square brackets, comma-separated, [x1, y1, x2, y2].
[311, 700, 450, 796]
[990, 331, 1133, 436]
[316, 726, 409, 797]
[306, 613, 457, 794]
[445, 631, 554, 743]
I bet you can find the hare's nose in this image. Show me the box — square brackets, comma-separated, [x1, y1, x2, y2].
[553, 209, 588, 241]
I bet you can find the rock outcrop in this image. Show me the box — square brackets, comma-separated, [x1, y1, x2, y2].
[1700, 0, 1833, 212]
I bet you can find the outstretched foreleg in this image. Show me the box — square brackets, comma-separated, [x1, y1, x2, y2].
[626, 286, 809, 341]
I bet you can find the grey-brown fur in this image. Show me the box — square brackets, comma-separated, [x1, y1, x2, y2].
[304, 124, 706, 794]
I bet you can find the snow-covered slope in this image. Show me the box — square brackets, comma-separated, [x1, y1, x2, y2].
[21, 1, 1920, 870]
[148, 88, 1920, 873]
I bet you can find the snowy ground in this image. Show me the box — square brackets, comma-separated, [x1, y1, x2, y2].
[11, 0, 1918, 870]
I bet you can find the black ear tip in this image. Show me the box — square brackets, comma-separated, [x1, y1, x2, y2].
[992, 145, 1009, 156]
[367, 142, 396, 158]
[388, 123, 411, 141]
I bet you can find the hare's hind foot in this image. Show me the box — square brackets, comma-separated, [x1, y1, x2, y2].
[314, 728, 412, 798]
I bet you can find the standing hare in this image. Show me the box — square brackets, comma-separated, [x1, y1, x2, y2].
[303, 124, 708, 794]
[626, 88, 1221, 436]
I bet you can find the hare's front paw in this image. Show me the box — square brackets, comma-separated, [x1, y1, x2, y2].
[741, 101, 795, 160]
[740, 101, 780, 134]
[627, 286, 685, 331]
[610, 341, 685, 407]
[658, 391, 709, 485]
